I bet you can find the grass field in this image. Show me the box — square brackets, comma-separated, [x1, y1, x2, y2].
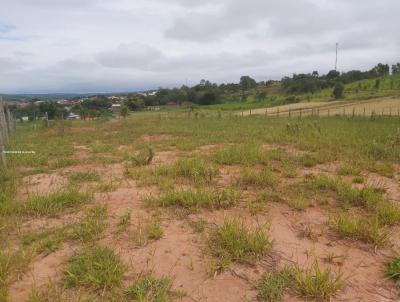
[1, 113, 400, 301]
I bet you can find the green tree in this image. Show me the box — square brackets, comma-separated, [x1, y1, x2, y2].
[326, 70, 340, 80]
[392, 63, 400, 74]
[332, 82, 345, 99]
[240, 76, 257, 91]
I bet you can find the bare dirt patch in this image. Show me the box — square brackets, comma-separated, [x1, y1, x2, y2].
[16, 172, 68, 200]
[9, 243, 80, 302]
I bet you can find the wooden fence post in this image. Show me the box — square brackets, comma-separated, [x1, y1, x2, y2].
[5, 104, 12, 134]
[265, 108, 268, 117]
[0, 101, 7, 169]
[0, 101, 9, 144]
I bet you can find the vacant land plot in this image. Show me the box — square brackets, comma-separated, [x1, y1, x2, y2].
[246, 96, 400, 118]
[1, 114, 400, 301]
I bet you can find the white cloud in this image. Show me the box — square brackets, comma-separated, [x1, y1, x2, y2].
[0, 0, 399, 93]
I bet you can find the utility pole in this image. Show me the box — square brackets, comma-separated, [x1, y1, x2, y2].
[335, 43, 339, 71]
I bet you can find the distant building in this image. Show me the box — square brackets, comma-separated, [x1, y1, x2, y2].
[111, 104, 121, 111]
[67, 113, 80, 120]
[146, 106, 160, 111]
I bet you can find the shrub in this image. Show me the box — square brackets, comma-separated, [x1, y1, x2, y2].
[332, 82, 345, 99]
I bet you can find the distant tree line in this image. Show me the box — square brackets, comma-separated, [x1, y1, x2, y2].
[281, 63, 395, 95]
[10, 61, 400, 119]
[12, 99, 67, 120]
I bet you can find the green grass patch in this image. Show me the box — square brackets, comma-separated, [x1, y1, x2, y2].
[333, 213, 390, 247]
[147, 158, 219, 185]
[236, 168, 276, 188]
[337, 163, 361, 176]
[255, 267, 293, 302]
[69, 171, 100, 183]
[147, 219, 164, 240]
[64, 246, 126, 290]
[386, 256, 400, 287]
[0, 248, 33, 301]
[71, 205, 107, 243]
[145, 188, 239, 212]
[292, 261, 344, 301]
[207, 219, 271, 272]
[125, 275, 185, 302]
[212, 144, 267, 166]
[22, 188, 91, 217]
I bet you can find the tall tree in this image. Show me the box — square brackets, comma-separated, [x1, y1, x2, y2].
[239, 76, 257, 91]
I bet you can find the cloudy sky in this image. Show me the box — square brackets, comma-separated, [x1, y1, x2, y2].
[0, 0, 399, 94]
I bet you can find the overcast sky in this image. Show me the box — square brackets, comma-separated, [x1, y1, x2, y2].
[0, 0, 399, 94]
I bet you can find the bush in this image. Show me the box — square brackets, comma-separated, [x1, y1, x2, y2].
[332, 82, 345, 99]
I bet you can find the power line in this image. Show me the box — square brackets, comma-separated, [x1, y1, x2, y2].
[335, 42, 339, 71]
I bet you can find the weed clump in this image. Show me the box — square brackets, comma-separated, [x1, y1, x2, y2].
[292, 261, 344, 301]
[255, 267, 293, 302]
[131, 146, 154, 166]
[147, 219, 163, 240]
[386, 256, 400, 286]
[207, 219, 271, 271]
